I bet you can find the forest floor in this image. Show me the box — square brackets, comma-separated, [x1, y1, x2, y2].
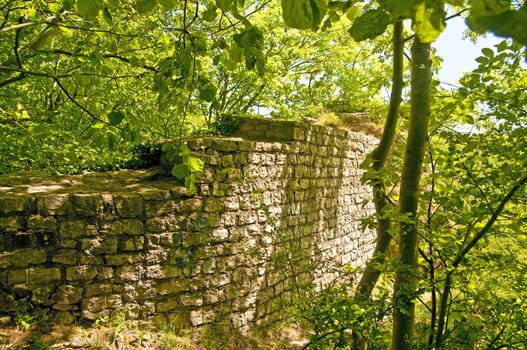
[0, 320, 309, 350]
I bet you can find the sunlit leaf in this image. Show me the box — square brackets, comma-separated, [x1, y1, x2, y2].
[187, 156, 204, 173]
[216, 0, 233, 12]
[412, 0, 446, 43]
[348, 9, 390, 41]
[107, 111, 125, 125]
[199, 84, 217, 102]
[282, 0, 328, 30]
[172, 163, 190, 180]
[77, 0, 102, 18]
[136, 0, 156, 13]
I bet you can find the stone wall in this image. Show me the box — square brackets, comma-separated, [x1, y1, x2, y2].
[0, 116, 377, 329]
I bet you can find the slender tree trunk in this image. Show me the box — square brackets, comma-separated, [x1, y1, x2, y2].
[356, 19, 404, 298]
[352, 19, 404, 350]
[391, 37, 432, 350]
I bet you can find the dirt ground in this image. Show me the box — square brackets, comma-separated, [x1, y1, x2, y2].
[0, 321, 309, 350]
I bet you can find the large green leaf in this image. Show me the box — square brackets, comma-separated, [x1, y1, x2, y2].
[172, 163, 190, 180]
[107, 111, 125, 126]
[282, 0, 328, 30]
[216, 0, 233, 12]
[187, 156, 204, 173]
[77, 0, 102, 18]
[348, 9, 390, 41]
[136, 0, 156, 13]
[467, 4, 527, 46]
[378, 0, 418, 18]
[412, 0, 446, 43]
[199, 84, 217, 102]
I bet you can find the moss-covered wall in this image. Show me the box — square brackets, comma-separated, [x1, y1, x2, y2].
[0, 117, 377, 329]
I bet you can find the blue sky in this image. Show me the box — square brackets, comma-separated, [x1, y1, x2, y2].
[434, 15, 502, 86]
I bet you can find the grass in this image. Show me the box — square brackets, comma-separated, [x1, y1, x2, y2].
[0, 316, 308, 350]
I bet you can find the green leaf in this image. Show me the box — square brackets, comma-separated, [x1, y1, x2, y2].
[77, 0, 102, 18]
[184, 173, 197, 195]
[158, 0, 175, 9]
[202, 8, 218, 21]
[348, 9, 390, 41]
[102, 7, 113, 24]
[172, 163, 190, 180]
[412, 0, 446, 43]
[282, 0, 328, 30]
[481, 47, 494, 57]
[467, 6, 527, 46]
[216, 0, 233, 12]
[187, 156, 204, 173]
[136, 0, 156, 13]
[107, 111, 125, 126]
[179, 143, 192, 157]
[378, 0, 418, 18]
[199, 84, 217, 102]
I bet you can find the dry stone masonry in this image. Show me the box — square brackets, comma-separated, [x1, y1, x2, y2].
[0, 116, 377, 329]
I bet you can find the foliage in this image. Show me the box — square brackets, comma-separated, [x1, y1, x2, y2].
[289, 280, 392, 349]
[163, 142, 204, 195]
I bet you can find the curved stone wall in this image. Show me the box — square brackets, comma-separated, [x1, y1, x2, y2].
[0, 117, 377, 328]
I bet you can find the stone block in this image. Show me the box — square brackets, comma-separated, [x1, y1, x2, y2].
[0, 248, 47, 268]
[54, 285, 83, 304]
[145, 200, 177, 217]
[28, 267, 61, 284]
[37, 194, 71, 216]
[31, 286, 53, 304]
[72, 193, 102, 216]
[82, 295, 122, 313]
[59, 221, 86, 239]
[138, 189, 171, 201]
[105, 253, 143, 266]
[27, 215, 57, 232]
[0, 194, 33, 214]
[121, 219, 144, 235]
[0, 217, 22, 232]
[81, 236, 118, 255]
[156, 298, 180, 313]
[52, 249, 79, 265]
[66, 265, 97, 281]
[85, 283, 113, 297]
[155, 278, 190, 296]
[116, 265, 141, 281]
[114, 194, 143, 218]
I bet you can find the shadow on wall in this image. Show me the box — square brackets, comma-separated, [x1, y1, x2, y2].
[0, 116, 377, 331]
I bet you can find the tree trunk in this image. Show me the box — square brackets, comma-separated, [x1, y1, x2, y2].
[356, 19, 404, 299]
[391, 37, 431, 350]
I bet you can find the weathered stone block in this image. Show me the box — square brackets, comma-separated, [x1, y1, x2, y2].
[72, 193, 102, 216]
[113, 194, 143, 218]
[81, 236, 118, 255]
[122, 219, 144, 235]
[116, 265, 141, 281]
[0, 249, 47, 268]
[27, 215, 57, 232]
[37, 194, 71, 216]
[59, 221, 85, 239]
[82, 295, 122, 314]
[156, 298, 180, 313]
[54, 285, 83, 305]
[52, 249, 78, 265]
[85, 283, 113, 297]
[0, 194, 33, 214]
[105, 253, 143, 266]
[155, 279, 190, 296]
[31, 286, 53, 304]
[139, 189, 171, 201]
[0, 217, 22, 232]
[29, 267, 61, 284]
[66, 265, 97, 281]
